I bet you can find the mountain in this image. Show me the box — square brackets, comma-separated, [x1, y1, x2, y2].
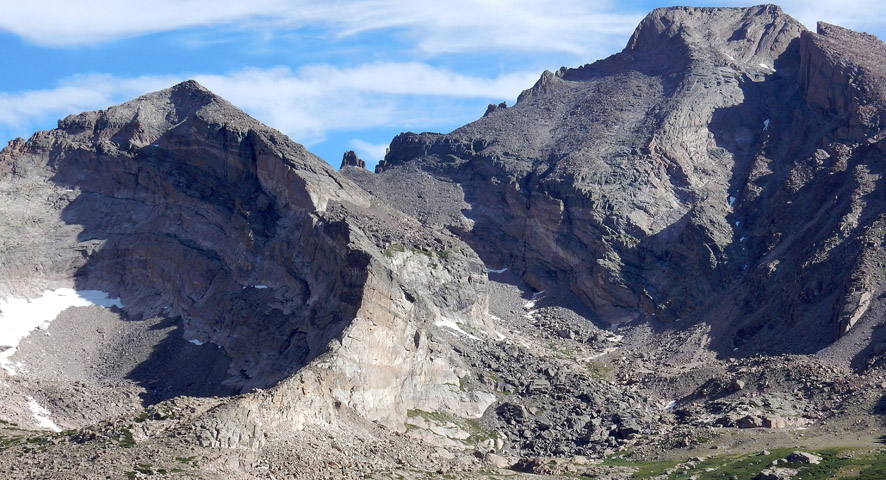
[350, 5, 886, 358]
[2, 5, 886, 479]
[0, 79, 501, 465]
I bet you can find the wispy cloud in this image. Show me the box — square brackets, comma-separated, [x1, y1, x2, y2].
[0, 63, 538, 147]
[780, 0, 886, 32]
[0, 74, 179, 128]
[192, 63, 537, 144]
[348, 139, 390, 163]
[0, 0, 642, 58]
[0, 0, 284, 46]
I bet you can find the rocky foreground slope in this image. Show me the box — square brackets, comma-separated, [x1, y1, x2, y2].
[2, 4, 886, 480]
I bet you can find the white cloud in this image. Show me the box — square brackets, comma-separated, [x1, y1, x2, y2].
[3, 1, 883, 56]
[191, 63, 538, 145]
[0, 63, 538, 147]
[0, 0, 642, 58]
[779, 0, 886, 33]
[0, 74, 179, 128]
[348, 139, 390, 162]
[0, 0, 285, 46]
[291, 0, 643, 56]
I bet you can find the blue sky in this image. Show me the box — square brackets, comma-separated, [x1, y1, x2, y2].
[2, 1, 884, 170]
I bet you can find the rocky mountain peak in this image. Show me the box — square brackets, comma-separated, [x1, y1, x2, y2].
[54, 79, 263, 151]
[514, 5, 805, 105]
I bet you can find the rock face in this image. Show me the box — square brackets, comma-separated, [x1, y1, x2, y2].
[354, 5, 886, 355]
[0, 81, 494, 439]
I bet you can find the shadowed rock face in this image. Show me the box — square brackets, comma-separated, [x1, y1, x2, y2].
[354, 5, 886, 355]
[0, 81, 494, 437]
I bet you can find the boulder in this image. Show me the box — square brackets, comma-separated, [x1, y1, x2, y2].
[754, 467, 798, 480]
[787, 451, 822, 464]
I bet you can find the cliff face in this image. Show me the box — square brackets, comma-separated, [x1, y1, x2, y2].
[355, 5, 886, 355]
[799, 22, 886, 143]
[0, 81, 494, 437]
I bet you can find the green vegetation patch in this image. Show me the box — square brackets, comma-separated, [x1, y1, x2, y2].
[605, 447, 886, 480]
[116, 427, 136, 448]
[604, 452, 681, 478]
[585, 360, 612, 379]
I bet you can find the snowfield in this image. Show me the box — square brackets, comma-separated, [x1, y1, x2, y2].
[0, 289, 123, 374]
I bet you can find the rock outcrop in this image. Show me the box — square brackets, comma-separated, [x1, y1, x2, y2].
[339, 150, 366, 169]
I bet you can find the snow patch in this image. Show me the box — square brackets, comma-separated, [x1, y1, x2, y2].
[27, 397, 61, 432]
[523, 300, 536, 310]
[759, 63, 775, 72]
[735, 220, 740, 226]
[495, 331, 506, 341]
[664, 400, 677, 412]
[0, 289, 123, 375]
[434, 318, 480, 340]
[728, 196, 736, 206]
[188, 339, 204, 346]
[763, 118, 770, 131]
[487, 267, 508, 274]
[253, 285, 268, 289]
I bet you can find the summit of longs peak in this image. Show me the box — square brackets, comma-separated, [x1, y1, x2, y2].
[625, 4, 805, 66]
[514, 5, 805, 104]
